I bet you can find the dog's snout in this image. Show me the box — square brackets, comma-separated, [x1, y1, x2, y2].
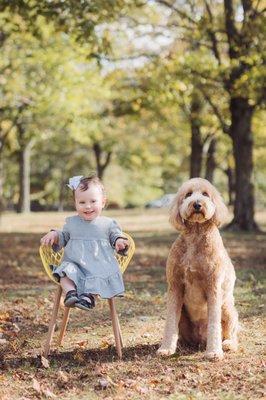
[193, 202, 202, 211]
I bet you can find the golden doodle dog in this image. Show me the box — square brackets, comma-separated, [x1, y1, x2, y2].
[158, 178, 238, 360]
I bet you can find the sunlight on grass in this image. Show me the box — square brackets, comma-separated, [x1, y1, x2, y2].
[0, 209, 173, 234]
[0, 209, 265, 234]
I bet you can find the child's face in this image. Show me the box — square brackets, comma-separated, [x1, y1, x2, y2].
[75, 184, 106, 221]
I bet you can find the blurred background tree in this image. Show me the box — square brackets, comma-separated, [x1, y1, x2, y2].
[0, 0, 265, 231]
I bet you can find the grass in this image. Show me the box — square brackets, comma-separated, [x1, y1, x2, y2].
[0, 209, 265, 399]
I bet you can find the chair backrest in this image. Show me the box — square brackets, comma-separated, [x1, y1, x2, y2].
[39, 232, 135, 284]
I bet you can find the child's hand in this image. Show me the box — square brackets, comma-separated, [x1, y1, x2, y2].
[115, 238, 129, 255]
[40, 231, 59, 246]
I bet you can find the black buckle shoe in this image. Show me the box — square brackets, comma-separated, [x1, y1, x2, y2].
[64, 290, 79, 307]
[75, 294, 95, 311]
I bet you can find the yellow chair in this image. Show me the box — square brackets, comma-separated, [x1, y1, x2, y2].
[39, 233, 135, 359]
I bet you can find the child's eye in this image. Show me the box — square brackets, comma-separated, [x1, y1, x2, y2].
[91, 200, 96, 203]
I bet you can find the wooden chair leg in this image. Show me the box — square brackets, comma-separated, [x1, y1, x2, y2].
[108, 298, 123, 359]
[43, 286, 62, 358]
[116, 313, 123, 348]
[58, 307, 71, 346]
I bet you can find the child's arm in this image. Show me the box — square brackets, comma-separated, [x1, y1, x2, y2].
[109, 220, 129, 255]
[40, 220, 70, 251]
[40, 230, 59, 246]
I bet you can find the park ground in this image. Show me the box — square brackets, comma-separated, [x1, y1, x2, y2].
[0, 209, 265, 400]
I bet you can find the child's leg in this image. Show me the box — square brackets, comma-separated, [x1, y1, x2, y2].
[60, 276, 76, 294]
[60, 276, 78, 307]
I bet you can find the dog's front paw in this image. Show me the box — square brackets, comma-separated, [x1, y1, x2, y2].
[222, 339, 238, 352]
[157, 346, 176, 357]
[204, 350, 224, 361]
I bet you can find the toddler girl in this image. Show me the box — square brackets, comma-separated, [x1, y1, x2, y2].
[40, 175, 128, 311]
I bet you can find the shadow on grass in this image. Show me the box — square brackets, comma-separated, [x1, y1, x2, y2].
[2, 342, 198, 371]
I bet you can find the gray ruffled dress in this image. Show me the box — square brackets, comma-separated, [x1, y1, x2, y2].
[52, 215, 125, 299]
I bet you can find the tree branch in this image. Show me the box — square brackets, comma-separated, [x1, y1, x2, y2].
[223, 0, 239, 59]
[204, 0, 222, 65]
[0, 129, 11, 154]
[92, 142, 112, 179]
[155, 0, 198, 25]
[92, 52, 157, 62]
[102, 151, 112, 170]
[0, 118, 20, 155]
[200, 88, 230, 135]
[254, 0, 264, 12]
[241, 0, 252, 16]
[187, 68, 223, 86]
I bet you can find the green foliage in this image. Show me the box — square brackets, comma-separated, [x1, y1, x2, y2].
[0, 0, 265, 211]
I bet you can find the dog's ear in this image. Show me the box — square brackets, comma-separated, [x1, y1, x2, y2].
[211, 187, 228, 227]
[169, 194, 185, 231]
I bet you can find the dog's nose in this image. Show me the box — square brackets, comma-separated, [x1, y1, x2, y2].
[193, 202, 202, 211]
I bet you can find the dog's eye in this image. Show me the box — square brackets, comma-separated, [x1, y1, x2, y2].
[185, 192, 192, 198]
[202, 192, 209, 197]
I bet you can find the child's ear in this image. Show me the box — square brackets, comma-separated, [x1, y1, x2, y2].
[102, 197, 107, 209]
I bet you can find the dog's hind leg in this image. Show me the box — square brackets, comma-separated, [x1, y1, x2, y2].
[222, 300, 238, 351]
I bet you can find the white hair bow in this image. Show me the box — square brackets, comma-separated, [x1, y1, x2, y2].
[67, 175, 83, 190]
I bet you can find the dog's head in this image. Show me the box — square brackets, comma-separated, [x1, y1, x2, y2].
[169, 178, 228, 230]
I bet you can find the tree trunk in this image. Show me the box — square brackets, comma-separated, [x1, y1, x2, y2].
[17, 140, 33, 213]
[226, 97, 258, 231]
[0, 126, 14, 213]
[205, 136, 216, 183]
[0, 157, 4, 212]
[225, 166, 235, 206]
[189, 96, 203, 178]
[190, 123, 203, 178]
[93, 142, 112, 180]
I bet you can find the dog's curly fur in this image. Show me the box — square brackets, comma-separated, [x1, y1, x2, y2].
[158, 178, 238, 360]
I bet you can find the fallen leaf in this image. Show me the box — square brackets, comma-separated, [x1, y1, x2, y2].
[12, 323, 20, 333]
[58, 370, 69, 383]
[106, 375, 117, 387]
[73, 350, 85, 362]
[97, 375, 117, 390]
[42, 387, 57, 398]
[32, 378, 41, 394]
[77, 340, 87, 348]
[100, 339, 111, 349]
[149, 378, 160, 385]
[98, 378, 109, 389]
[142, 333, 150, 338]
[83, 326, 91, 332]
[41, 356, 50, 369]
[136, 385, 149, 394]
[139, 316, 149, 322]
[0, 312, 10, 322]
